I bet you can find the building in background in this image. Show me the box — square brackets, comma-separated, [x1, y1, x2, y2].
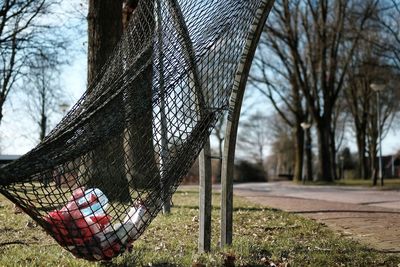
[0, 155, 20, 166]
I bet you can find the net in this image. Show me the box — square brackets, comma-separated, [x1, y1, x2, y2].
[0, 0, 273, 261]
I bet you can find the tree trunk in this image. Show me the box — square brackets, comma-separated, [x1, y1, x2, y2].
[356, 131, 368, 179]
[0, 97, 5, 127]
[293, 124, 304, 182]
[124, 1, 161, 194]
[370, 140, 378, 186]
[87, 0, 124, 87]
[316, 121, 334, 182]
[329, 128, 338, 180]
[40, 113, 46, 141]
[86, 0, 130, 202]
[40, 86, 46, 142]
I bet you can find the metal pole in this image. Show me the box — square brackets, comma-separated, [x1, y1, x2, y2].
[377, 91, 384, 186]
[302, 145, 306, 184]
[306, 129, 313, 182]
[300, 122, 311, 183]
[199, 139, 212, 252]
[157, 0, 171, 214]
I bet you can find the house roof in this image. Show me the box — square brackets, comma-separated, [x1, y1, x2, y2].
[0, 155, 21, 161]
[382, 154, 400, 168]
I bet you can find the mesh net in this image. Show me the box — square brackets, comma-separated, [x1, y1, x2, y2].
[0, 0, 272, 261]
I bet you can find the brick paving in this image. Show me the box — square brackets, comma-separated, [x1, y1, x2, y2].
[233, 183, 400, 253]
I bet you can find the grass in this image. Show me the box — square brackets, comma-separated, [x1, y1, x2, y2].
[0, 189, 399, 266]
[334, 178, 400, 189]
[299, 178, 400, 190]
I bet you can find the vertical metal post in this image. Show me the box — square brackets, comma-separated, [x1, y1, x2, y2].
[198, 138, 212, 252]
[371, 83, 385, 186]
[377, 91, 384, 186]
[157, 0, 171, 214]
[300, 122, 311, 183]
[220, 117, 236, 246]
[302, 142, 306, 184]
[306, 129, 313, 182]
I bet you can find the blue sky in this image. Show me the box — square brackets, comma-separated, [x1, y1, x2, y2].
[0, 0, 399, 158]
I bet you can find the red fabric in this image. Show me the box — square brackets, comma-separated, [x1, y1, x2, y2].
[44, 188, 125, 261]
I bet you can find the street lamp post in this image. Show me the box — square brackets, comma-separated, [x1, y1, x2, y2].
[339, 155, 344, 180]
[300, 122, 312, 184]
[370, 83, 385, 186]
[59, 102, 70, 115]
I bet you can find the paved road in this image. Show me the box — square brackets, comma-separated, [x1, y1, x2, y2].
[232, 182, 400, 253]
[234, 182, 400, 210]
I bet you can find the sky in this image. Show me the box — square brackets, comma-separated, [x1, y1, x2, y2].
[0, 1, 399, 159]
[0, 1, 87, 155]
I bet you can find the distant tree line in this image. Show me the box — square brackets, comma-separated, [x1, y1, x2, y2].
[248, 0, 400, 184]
[0, 0, 77, 145]
[2, 0, 400, 187]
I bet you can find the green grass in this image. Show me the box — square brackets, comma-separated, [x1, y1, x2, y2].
[299, 178, 400, 190]
[1, 189, 399, 266]
[334, 178, 400, 189]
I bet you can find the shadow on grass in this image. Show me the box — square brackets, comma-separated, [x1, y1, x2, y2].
[175, 205, 279, 212]
[0, 241, 30, 247]
[102, 262, 177, 267]
[292, 210, 400, 214]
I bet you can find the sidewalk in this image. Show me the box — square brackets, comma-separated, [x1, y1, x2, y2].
[233, 183, 400, 253]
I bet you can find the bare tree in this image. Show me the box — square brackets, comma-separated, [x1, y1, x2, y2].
[87, 0, 124, 87]
[0, 0, 65, 126]
[344, 50, 385, 182]
[85, 0, 161, 203]
[250, 24, 309, 182]
[23, 53, 68, 142]
[367, 71, 400, 185]
[237, 112, 270, 168]
[344, 1, 400, 182]
[122, 0, 162, 203]
[255, 0, 377, 181]
[331, 92, 349, 179]
[211, 115, 226, 182]
[85, 0, 128, 201]
[376, 0, 400, 70]
[267, 114, 296, 179]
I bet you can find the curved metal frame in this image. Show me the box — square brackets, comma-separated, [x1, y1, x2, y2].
[220, 0, 275, 247]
